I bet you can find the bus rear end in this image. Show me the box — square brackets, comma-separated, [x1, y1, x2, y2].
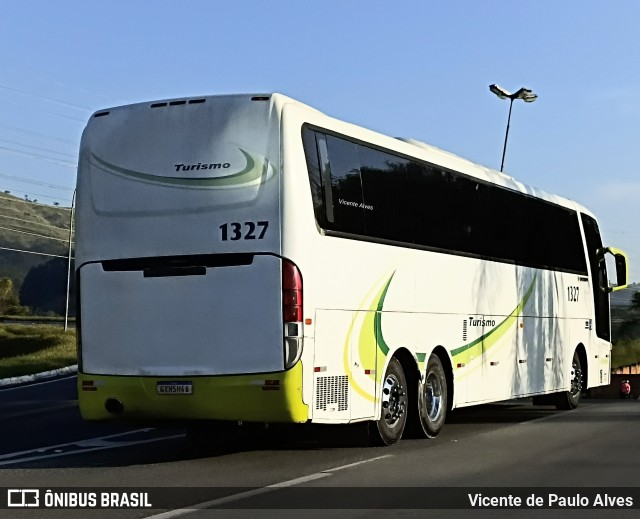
[76, 94, 308, 424]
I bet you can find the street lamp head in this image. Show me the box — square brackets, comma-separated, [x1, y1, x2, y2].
[513, 87, 537, 103]
[489, 84, 511, 99]
[489, 84, 537, 103]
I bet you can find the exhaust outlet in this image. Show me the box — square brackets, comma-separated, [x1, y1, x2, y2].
[104, 398, 124, 416]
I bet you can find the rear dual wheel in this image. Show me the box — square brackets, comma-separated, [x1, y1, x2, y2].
[373, 358, 408, 445]
[418, 354, 447, 438]
[372, 354, 448, 445]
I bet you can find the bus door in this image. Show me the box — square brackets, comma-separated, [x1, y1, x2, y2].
[580, 214, 628, 385]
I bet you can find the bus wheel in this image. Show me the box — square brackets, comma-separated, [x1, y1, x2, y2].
[556, 350, 583, 410]
[372, 358, 407, 446]
[418, 354, 448, 438]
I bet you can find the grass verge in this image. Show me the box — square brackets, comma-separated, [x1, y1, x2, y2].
[612, 338, 640, 369]
[0, 324, 76, 379]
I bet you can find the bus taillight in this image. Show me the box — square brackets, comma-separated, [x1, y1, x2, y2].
[282, 259, 303, 369]
[282, 260, 303, 322]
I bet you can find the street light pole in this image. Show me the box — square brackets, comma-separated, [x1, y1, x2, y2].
[500, 97, 515, 173]
[64, 189, 76, 331]
[489, 84, 537, 172]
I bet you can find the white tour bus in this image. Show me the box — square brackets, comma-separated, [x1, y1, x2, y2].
[76, 93, 628, 445]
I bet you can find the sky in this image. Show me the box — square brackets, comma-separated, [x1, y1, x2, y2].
[1, 1, 639, 279]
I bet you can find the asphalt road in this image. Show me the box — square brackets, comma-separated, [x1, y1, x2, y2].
[1, 377, 639, 519]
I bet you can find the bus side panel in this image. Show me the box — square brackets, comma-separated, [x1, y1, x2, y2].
[311, 310, 377, 423]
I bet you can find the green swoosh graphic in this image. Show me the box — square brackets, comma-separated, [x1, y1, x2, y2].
[89, 149, 272, 189]
[341, 271, 396, 402]
[373, 274, 395, 356]
[450, 274, 538, 364]
[374, 274, 536, 362]
[345, 271, 537, 402]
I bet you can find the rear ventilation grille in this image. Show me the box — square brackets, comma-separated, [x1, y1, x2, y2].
[150, 98, 206, 108]
[315, 375, 348, 412]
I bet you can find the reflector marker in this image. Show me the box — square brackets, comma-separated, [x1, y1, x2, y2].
[81, 380, 97, 391]
[262, 380, 280, 391]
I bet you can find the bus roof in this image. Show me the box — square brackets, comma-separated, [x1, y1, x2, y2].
[88, 92, 593, 218]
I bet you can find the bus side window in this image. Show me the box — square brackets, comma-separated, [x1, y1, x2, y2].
[581, 213, 610, 341]
[302, 128, 331, 226]
[323, 135, 366, 235]
[316, 135, 335, 224]
[357, 145, 411, 243]
[447, 172, 485, 255]
[409, 163, 452, 251]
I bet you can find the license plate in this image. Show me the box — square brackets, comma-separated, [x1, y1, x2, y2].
[157, 382, 193, 395]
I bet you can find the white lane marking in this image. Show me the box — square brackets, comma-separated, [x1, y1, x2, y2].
[0, 429, 182, 466]
[144, 454, 394, 518]
[0, 373, 77, 391]
[1, 402, 77, 419]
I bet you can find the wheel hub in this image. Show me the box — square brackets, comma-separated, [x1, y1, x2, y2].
[570, 360, 583, 396]
[425, 371, 443, 420]
[381, 374, 406, 428]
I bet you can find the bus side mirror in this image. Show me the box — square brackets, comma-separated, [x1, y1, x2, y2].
[599, 247, 628, 293]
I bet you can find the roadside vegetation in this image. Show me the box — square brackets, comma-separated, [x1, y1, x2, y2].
[0, 324, 76, 379]
[611, 338, 640, 368]
[611, 290, 640, 369]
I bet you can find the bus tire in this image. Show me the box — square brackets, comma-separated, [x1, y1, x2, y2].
[555, 350, 583, 410]
[372, 357, 408, 446]
[418, 354, 448, 438]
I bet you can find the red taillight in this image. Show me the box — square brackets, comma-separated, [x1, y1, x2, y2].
[282, 260, 302, 322]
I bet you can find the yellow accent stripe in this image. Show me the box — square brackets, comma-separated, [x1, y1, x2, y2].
[78, 362, 308, 423]
[343, 272, 395, 402]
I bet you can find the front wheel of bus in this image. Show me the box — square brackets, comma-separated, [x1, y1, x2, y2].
[556, 350, 583, 410]
[372, 358, 408, 446]
[418, 354, 448, 438]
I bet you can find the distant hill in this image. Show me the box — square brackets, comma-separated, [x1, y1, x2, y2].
[0, 193, 73, 313]
[611, 282, 639, 307]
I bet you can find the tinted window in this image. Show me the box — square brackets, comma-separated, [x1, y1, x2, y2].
[581, 214, 609, 340]
[447, 171, 486, 255]
[302, 126, 587, 274]
[324, 135, 366, 235]
[409, 162, 452, 250]
[358, 145, 411, 242]
[301, 130, 326, 227]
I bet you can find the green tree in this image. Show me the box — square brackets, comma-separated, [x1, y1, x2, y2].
[20, 258, 75, 315]
[0, 278, 19, 311]
[631, 291, 640, 311]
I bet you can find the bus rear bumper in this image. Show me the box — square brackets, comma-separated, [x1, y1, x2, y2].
[77, 362, 309, 424]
